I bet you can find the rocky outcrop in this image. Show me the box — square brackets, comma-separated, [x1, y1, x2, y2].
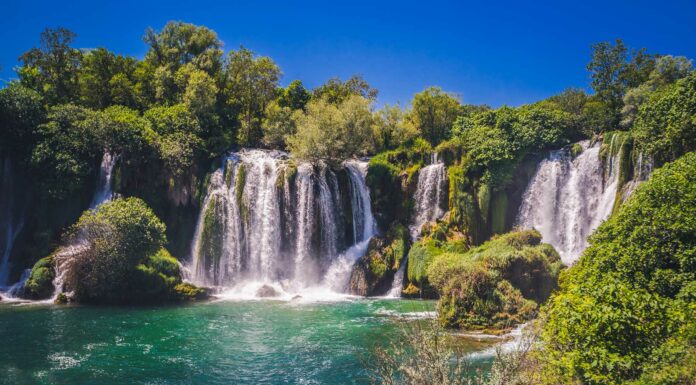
[349, 224, 409, 296]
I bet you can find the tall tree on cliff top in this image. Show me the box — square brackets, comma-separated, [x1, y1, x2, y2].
[587, 39, 655, 128]
[18, 27, 82, 104]
[224, 47, 281, 146]
[408, 86, 461, 145]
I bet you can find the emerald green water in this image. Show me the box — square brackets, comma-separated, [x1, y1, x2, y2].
[0, 299, 494, 384]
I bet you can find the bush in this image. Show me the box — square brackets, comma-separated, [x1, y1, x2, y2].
[23, 256, 55, 299]
[56, 197, 205, 304]
[633, 73, 696, 165]
[426, 230, 561, 330]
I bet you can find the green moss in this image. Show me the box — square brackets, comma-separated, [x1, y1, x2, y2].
[425, 229, 562, 330]
[235, 163, 247, 210]
[407, 239, 443, 286]
[224, 159, 234, 188]
[199, 195, 225, 275]
[23, 256, 56, 300]
[476, 182, 491, 228]
[349, 223, 410, 296]
[447, 163, 479, 243]
[173, 282, 209, 301]
[490, 192, 508, 235]
[570, 142, 584, 159]
[146, 248, 181, 278]
[366, 157, 405, 228]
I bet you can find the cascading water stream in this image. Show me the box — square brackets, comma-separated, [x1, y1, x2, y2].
[388, 155, 448, 297]
[323, 160, 376, 292]
[189, 150, 375, 299]
[515, 140, 621, 265]
[0, 156, 26, 295]
[90, 153, 116, 208]
[621, 151, 654, 201]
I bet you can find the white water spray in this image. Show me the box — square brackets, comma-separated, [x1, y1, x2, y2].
[190, 150, 375, 300]
[90, 153, 116, 208]
[516, 140, 621, 264]
[389, 155, 448, 297]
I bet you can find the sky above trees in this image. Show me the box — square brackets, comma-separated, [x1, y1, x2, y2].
[1, 0, 695, 107]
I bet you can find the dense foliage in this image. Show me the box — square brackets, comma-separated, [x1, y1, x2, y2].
[406, 230, 562, 330]
[537, 153, 696, 384]
[56, 197, 204, 304]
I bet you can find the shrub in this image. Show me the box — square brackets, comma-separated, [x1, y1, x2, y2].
[426, 230, 561, 330]
[23, 256, 55, 299]
[56, 197, 204, 304]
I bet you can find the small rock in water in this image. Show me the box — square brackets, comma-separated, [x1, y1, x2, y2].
[54, 293, 68, 304]
[256, 285, 280, 298]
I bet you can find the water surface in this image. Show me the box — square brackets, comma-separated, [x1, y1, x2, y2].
[0, 298, 494, 385]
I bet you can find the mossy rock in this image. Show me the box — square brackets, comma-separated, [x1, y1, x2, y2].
[406, 239, 443, 288]
[426, 229, 562, 330]
[23, 256, 56, 300]
[349, 223, 410, 296]
[173, 283, 209, 301]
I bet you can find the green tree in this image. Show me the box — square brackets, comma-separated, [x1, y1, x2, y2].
[0, 82, 45, 157]
[312, 75, 378, 104]
[587, 40, 656, 127]
[373, 103, 419, 151]
[278, 80, 311, 110]
[18, 27, 82, 104]
[408, 86, 461, 145]
[287, 95, 376, 161]
[261, 100, 296, 149]
[224, 47, 281, 146]
[142, 21, 223, 106]
[581, 96, 615, 135]
[621, 55, 693, 128]
[87, 105, 155, 161]
[144, 104, 204, 175]
[587, 39, 629, 119]
[78, 48, 137, 108]
[61, 197, 169, 304]
[182, 68, 219, 118]
[633, 72, 696, 164]
[143, 21, 223, 76]
[30, 104, 101, 198]
[109, 72, 137, 108]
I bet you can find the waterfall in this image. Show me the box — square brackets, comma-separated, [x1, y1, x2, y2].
[409, 159, 448, 240]
[90, 153, 116, 208]
[0, 156, 24, 290]
[323, 160, 376, 292]
[389, 155, 448, 297]
[621, 151, 654, 201]
[189, 150, 375, 298]
[515, 140, 621, 265]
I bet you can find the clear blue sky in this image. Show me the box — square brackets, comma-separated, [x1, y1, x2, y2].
[1, 0, 695, 107]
